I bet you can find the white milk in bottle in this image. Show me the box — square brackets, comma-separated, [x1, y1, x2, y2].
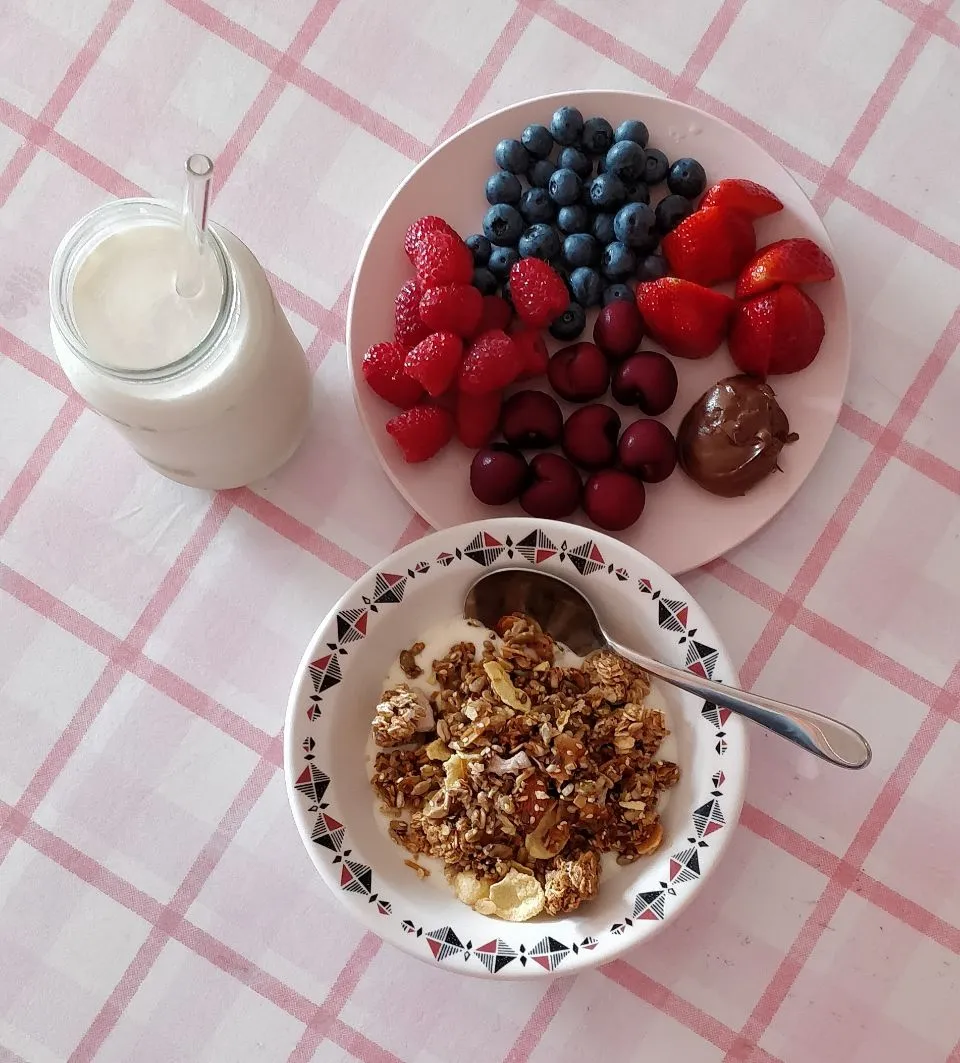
[49, 156, 312, 489]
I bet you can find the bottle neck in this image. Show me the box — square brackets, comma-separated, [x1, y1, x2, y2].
[50, 198, 237, 383]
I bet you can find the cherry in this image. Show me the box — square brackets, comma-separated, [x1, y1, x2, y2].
[501, 390, 563, 449]
[593, 301, 644, 359]
[547, 342, 610, 402]
[470, 444, 529, 505]
[519, 453, 582, 518]
[561, 404, 621, 469]
[618, 419, 677, 483]
[611, 350, 678, 415]
[582, 469, 646, 530]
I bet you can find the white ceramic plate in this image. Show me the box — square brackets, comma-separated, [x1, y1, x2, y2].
[285, 518, 746, 978]
[347, 90, 850, 575]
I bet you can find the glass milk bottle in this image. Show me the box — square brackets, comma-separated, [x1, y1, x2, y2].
[49, 155, 312, 490]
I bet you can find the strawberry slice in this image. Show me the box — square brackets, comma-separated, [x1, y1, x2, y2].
[403, 332, 463, 396]
[635, 278, 734, 360]
[735, 238, 836, 299]
[455, 389, 502, 448]
[701, 179, 784, 220]
[729, 284, 825, 376]
[662, 206, 757, 287]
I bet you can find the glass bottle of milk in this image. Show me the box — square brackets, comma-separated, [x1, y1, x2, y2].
[49, 156, 312, 490]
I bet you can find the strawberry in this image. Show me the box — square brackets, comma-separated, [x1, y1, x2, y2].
[458, 330, 523, 395]
[404, 215, 457, 262]
[729, 284, 825, 376]
[361, 341, 424, 408]
[393, 280, 429, 350]
[700, 179, 784, 220]
[635, 278, 734, 360]
[509, 259, 570, 328]
[413, 232, 474, 288]
[403, 331, 463, 397]
[735, 238, 836, 299]
[511, 327, 549, 380]
[474, 294, 513, 336]
[662, 206, 757, 287]
[455, 389, 502, 448]
[418, 283, 483, 337]
[386, 404, 455, 463]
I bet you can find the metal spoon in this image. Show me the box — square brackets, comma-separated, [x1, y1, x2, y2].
[464, 567, 872, 770]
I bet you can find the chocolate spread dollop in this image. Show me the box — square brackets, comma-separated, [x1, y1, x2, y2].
[677, 375, 798, 497]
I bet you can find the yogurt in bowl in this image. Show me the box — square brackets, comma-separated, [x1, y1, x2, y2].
[284, 518, 747, 978]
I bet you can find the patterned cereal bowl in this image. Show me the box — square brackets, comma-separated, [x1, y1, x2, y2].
[284, 518, 747, 978]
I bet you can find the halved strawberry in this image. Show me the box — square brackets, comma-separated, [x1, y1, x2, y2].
[635, 278, 734, 360]
[661, 206, 757, 287]
[403, 331, 463, 396]
[735, 238, 836, 299]
[404, 215, 458, 262]
[362, 341, 424, 408]
[729, 284, 825, 376]
[700, 179, 784, 220]
[386, 404, 454, 463]
[393, 280, 429, 350]
[455, 389, 502, 448]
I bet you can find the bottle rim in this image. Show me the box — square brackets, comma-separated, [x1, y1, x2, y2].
[49, 197, 237, 383]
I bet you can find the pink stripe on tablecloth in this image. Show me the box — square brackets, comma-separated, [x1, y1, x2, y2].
[503, 979, 576, 1063]
[672, 0, 748, 99]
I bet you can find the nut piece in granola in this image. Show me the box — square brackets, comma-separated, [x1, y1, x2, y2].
[484, 868, 545, 922]
[399, 641, 425, 679]
[371, 685, 434, 747]
[543, 851, 600, 915]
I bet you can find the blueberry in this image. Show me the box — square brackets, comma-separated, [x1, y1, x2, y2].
[667, 157, 706, 199]
[550, 105, 584, 147]
[578, 178, 595, 207]
[655, 194, 694, 235]
[557, 204, 590, 234]
[495, 138, 531, 175]
[488, 245, 519, 279]
[557, 146, 591, 179]
[581, 116, 614, 155]
[521, 123, 554, 159]
[519, 223, 561, 261]
[602, 283, 634, 306]
[472, 267, 498, 296]
[548, 167, 582, 207]
[636, 252, 669, 283]
[614, 119, 650, 148]
[595, 155, 607, 174]
[529, 158, 558, 188]
[589, 172, 627, 211]
[563, 233, 599, 269]
[644, 148, 669, 185]
[601, 241, 637, 280]
[483, 204, 524, 246]
[519, 187, 555, 225]
[549, 302, 587, 341]
[569, 266, 603, 308]
[614, 202, 656, 248]
[623, 181, 651, 206]
[486, 171, 522, 205]
[591, 212, 616, 245]
[605, 140, 647, 185]
[465, 234, 492, 266]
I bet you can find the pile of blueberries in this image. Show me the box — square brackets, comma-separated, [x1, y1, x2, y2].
[465, 106, 707, 341]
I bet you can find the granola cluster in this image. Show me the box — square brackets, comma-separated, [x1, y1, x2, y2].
[370, 614, 680, 921]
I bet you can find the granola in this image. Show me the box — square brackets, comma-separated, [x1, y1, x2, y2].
[369, 614, 680, 921]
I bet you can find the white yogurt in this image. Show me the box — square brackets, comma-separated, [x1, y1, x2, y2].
[49, 199, 312, 490]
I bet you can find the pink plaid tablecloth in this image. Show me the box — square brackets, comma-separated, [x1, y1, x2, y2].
[1, 0, 959, 1060]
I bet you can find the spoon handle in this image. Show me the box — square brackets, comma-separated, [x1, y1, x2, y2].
[606, 639, 872, 770]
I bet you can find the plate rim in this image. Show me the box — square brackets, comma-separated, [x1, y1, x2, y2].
[283, 516, 748, 978]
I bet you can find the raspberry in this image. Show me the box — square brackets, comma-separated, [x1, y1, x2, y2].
[509, 259, 569, 328]
[403, 331, 463, 397]
[414, 232, 474, 288]
[393, 279, 429, 350]
[361, 341, 424, 409]
[404, 215, 457, 262]
[386, 404, 454, 463]
[476, 294, 513, 335]
[511, 327, 549, 380]
[418, 283, 483, 337]
[455, 389, 502, 448]
[458, 330, 523, 396]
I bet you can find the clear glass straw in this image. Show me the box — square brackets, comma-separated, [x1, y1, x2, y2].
[175, 153, 214, 299]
